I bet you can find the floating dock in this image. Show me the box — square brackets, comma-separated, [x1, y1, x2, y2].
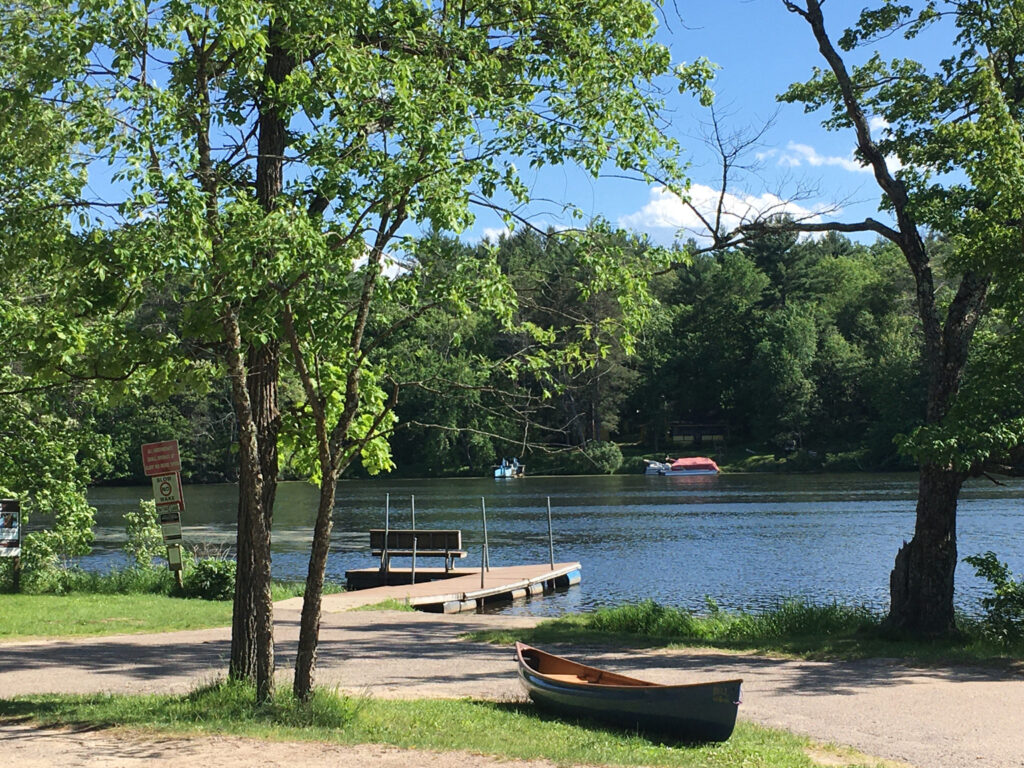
[315, 562, 582, 614]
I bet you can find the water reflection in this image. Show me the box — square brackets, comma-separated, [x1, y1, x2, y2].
[80, 473, 1024, 617]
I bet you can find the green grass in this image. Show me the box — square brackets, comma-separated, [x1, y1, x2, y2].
[351, 598, 415, 611]
[466, 600, 1024, 665]
[0, 681, 887, 767]
[0, 594, 234, 640]
[0, 581, 343, 641]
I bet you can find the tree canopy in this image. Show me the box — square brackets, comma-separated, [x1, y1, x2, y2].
[1, 0, 713, 700]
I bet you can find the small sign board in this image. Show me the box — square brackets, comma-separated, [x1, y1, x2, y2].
[166, 544, 183, 571]
[0, 499, 20, 558]
[159, 509, 183, 543]
[141, 440, 181, 477]
[151, 472, 183, 508]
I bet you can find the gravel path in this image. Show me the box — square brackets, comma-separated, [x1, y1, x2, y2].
[2, 600, 1022, 768]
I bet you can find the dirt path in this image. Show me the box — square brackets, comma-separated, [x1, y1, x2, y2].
[2, 602, 1022, 768]
[0, 720, 568, 768]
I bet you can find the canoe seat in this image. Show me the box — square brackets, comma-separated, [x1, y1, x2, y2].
[370, 529, 468, 572]
[544, 673, 588, 684]
[540, 672, 607, 685]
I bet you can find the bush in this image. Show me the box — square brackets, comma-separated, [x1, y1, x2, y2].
[587, 600, 703, 636]
[182, 558, 236, 601]
[964, 551, 1024, 645]
[16, 494, 97, 592]
[124, 499, 163, 570]
[566, 441, 623, 474]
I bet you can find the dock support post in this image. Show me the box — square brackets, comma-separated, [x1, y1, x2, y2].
[481, 496, 490, 588]
[546, 496, 555, 569]
[410, 495, 416, 584]
[482, 497, 490, 571]
[380, 493, 390, 576]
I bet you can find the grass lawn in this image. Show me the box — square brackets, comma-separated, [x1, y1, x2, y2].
[0, 682, 888, 768]
[0, 594, 234, 640]
[0, 581, 341, 642]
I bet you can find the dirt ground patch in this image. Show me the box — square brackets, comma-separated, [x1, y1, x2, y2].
[0, 720, 569, 768]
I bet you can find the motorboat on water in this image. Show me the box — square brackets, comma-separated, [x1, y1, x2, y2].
[643, 457, 720, 476]
[494, 457, 525, 478]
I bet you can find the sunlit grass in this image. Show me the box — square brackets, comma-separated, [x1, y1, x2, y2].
[351, 598, 415, 611]
[0, 580, 343, 641]
[0, 594, 233, 640]
[466, 600, 1024, 665]
[0, 681, 887, 767]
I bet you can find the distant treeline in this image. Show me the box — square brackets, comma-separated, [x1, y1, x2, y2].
[78, 227, 938, 483]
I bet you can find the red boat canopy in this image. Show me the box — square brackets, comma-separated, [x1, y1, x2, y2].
[670, 457, 719, 472]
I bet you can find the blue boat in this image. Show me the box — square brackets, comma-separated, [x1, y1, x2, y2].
[494, 457, 525, 478]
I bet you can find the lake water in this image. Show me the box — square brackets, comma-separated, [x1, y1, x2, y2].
[83, 473, 1024, 617]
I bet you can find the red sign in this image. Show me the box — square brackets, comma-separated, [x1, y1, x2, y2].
[141, 440, 181, 476]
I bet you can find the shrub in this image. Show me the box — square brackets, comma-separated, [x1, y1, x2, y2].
[566, 441, 623, 474]
[124, 499, 163, 571]
[182, 558, 236, 600]
[964, 551, 1024, 645]
[17, 494, 97, 592]
[587, 600, 702, 637]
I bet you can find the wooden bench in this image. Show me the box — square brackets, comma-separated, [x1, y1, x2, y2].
[370, 529, 467, 572]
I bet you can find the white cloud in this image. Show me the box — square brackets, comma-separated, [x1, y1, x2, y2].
[354, 249, 408, 279]
[869, 115, 890, 133]
[762, 137, 902, 174]
[781, 142, 871, 174]
[618, 184, 828, 243]
[481, 226, 511, 243]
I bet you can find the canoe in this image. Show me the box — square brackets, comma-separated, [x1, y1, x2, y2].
[515, 642, 741, 742]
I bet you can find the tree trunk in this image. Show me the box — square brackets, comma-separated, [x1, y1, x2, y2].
[286, 245, 393, 701]
[228, 19, 293, 697]
[292, 473, 338, 701]
[888, 463, 965, 635]
[223, 315, 276, 702]
[229, 342, 279, 698]
[230, 480, 257, 681]
[783, 1, 993, 639]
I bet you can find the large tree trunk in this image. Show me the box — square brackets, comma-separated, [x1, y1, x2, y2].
[228, 20, 293, 697]
[888, 463, 965, 635]
[223, 317, 276, 702]
[229, 342, 279, 697]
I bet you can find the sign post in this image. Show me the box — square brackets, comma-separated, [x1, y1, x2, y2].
[0, 499, 21, 591]
[141, 440, 185, 588]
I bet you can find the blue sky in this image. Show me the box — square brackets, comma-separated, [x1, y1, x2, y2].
[470, 0, 941, 246]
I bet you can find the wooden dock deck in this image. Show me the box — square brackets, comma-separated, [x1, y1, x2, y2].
[278, 562, 582, 614]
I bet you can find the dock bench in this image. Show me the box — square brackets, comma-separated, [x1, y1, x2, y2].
[370, 529, 467, 572]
